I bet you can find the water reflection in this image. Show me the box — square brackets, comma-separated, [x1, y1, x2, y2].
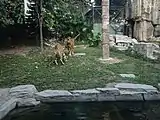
[3, 102, 160, 120]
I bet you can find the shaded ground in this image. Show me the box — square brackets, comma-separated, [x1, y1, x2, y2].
[0, 46, 36, 56]
[0, 46, 160, 91]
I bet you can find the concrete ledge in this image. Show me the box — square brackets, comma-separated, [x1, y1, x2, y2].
[1, 83, 160, 119]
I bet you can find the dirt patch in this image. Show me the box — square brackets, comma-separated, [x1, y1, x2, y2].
[0, 46, 36, 56]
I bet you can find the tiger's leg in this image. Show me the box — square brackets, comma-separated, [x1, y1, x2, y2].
[55, 59, 58, 65]
[60, 53, 65, 65]
[71, 47, 75, 56]
[54, 54, 59, 65]
[69, 48, 72, 56]
[60, 58, 65, 65]
[63, 53, 68, 62]
[72, 49, 74, 56]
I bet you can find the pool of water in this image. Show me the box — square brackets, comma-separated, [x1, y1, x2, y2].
[3, 102, 160, 120]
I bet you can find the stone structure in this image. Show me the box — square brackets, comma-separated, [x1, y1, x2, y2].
[1, 83, 160, 119]
[125, 0, 160, 41]
[109, 33, 160, 60]
[133, 42, 158, 59]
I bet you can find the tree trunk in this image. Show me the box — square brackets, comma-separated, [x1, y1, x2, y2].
[102, 0, 110, 59]
[39, 0, 44, 52]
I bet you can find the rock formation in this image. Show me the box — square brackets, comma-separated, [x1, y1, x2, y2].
[125, 0, 160, 41]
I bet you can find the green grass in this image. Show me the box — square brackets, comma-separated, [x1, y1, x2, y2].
[0, 46, 160, 91]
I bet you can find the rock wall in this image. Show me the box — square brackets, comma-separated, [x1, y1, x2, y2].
[109, 34, 160, 60]
[125, 0, 160, 41]
[1, 83, 160, 119]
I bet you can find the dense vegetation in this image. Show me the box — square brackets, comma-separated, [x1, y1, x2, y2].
[0, 0, 95, 47]
[0, 0, 25, 47]
[0, 0, 126, 48]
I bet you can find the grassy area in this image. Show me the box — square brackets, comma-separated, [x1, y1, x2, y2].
[0, 46, 160, 91]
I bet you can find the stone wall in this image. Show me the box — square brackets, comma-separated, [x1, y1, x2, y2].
[109, 35, 160, 60]
[125, 0, 160, 41]
[1, 83, 160, 119]
[133, 43, 155, 59]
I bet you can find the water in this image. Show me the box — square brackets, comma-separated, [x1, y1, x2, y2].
[3, 102, 160, 120]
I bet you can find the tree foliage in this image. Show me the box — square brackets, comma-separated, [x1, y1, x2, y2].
[42, 0, 92, 40]
[0, 0, 24, 27]
[0, 0, 93, 47]
[0, 0, 25, 47]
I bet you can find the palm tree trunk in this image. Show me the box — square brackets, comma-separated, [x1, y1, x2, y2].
[102, 0, 110, 59]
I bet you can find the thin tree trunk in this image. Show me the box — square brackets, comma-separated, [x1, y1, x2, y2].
[102, 0, 110, 59]
[92, 2, 94, 24]
[39, 0, 44, 52]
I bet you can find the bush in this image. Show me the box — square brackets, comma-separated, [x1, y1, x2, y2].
[88, 33, 102, 47]
[0, 0, 93, 47]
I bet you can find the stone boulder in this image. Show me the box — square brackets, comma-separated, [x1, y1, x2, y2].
[111, 35, 138, 51]
[9, 85, 38, 98]
[133, 43, 156, 59]
[114, 83, 158, 93]
[9, 85, 40, 107]
[0, 88, 10, 103]
[17, 98, 40, 107]
[0, 98, 17, 120]
[131, 38, 138, 44]
[115, 90, 145, 101]
[74, 53, 86, 56]
[0, 88, 15, 119]
[35, 90, 73, 102]
[109, 41, 116, 47]
[119, 74, 136, 79]
[109, 35, 116, 42]
[105, 83, 160, 101]
[71, 89, 100, 102]
[96, 88, 120, 101]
